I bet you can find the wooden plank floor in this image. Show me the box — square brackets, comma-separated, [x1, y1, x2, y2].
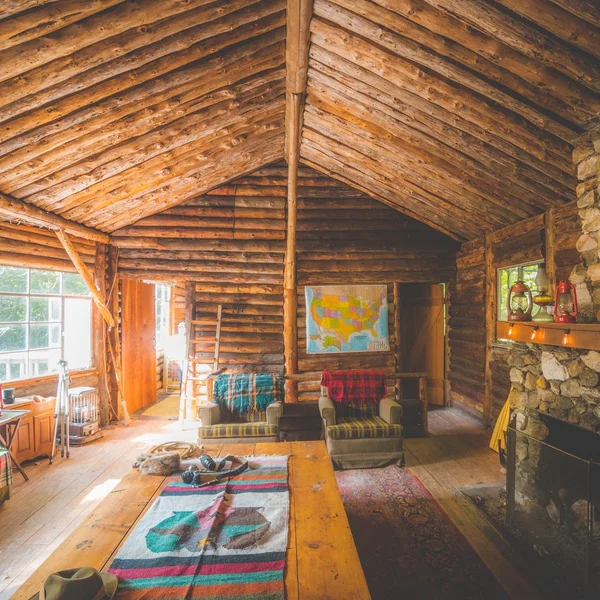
[0, 406, 538, 600]
[404, 407, 541, 600]
[0, 418, 198, 599]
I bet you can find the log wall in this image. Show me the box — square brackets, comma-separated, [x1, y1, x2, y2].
[552, 201, 582, 283]
[295, 183, 456, 402]
[447, 239, 486, 412]
[113, 161, 458, 403]
[0, 221, 95, 272]
[448, 200, 582, 425]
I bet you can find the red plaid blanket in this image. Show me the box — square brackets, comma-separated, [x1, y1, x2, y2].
[321, 369, 387, 404]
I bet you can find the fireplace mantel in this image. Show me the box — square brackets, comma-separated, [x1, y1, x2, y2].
[497, 321, 600, 351]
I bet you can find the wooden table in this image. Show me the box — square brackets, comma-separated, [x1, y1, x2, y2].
[14, 441, 371, 600]
[0, 409, 31, 482]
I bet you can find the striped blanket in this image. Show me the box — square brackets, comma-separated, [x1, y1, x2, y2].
[213, 374, 284, 415]
[0, 446, 11, 489]
[108, 455, 289, 599]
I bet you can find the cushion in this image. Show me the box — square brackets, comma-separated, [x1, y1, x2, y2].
[221, 409, 267, 424]
[198, 422, 278, 439]
[326, 416, 402, 441]
[334, 403, 378, 419]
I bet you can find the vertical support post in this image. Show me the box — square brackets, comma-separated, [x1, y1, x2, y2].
[107, 247, 120, 419]
[545, 208, 556, 291]
[93, 243, 109, 426]
[180, 281, 195, 427]
[393, 282, 402, 400]
[484, 233, 495, 426]
[284, 93, 301, 403]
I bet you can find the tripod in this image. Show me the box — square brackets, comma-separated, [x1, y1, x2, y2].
[50, 360, 71, 463]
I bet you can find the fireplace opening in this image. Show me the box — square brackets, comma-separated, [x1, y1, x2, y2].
[507, 410, 600, 594]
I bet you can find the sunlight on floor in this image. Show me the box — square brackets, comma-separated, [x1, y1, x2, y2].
[81, 478, 120, 504]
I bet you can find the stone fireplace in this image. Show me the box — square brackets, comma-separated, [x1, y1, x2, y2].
[503, 125, 600, 592]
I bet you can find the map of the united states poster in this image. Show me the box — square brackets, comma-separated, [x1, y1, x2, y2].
[305, 284, 389, 354]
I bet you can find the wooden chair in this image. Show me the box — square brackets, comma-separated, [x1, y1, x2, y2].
[197, 372, 284, 444]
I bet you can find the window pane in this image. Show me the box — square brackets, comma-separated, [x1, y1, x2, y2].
[0, 324, 26, 352]
[30, 324, 50, 349]
[5, 353, 27, 380]
[497, 263, 540, 326]
[63, 273, 90, 296]
[29, 349, 61, 377]
[29, 297, 61, 322]
[0, 266, 27, 293]
[30, 269, 61, 295]
[64, 298, 91, 370]
[0, 296, 27, 322]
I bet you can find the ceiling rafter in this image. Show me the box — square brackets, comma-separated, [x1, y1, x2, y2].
[0, 0, 597, 240]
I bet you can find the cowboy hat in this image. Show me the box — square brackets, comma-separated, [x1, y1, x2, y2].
[29, 567, 118, 600]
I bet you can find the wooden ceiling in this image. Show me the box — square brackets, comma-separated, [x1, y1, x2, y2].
[0, 0, 598, 241]
[0, 0, 286, 232]
[300, 0, 600, 240]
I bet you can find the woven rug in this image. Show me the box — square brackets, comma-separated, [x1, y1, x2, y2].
[108, 455, 289, 599]
[336, 465, 508, 600]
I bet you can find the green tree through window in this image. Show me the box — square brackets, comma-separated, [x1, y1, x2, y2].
[0, 267, 92, 383]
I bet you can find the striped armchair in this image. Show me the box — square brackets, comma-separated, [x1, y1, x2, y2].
[197, 373, 284, 444]
[319, 385, 404, 470]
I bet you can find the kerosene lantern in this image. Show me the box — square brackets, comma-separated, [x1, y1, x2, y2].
[507, 280, 532, 322]
[554, 280, 578, 323]
[532, 264, 555, 323]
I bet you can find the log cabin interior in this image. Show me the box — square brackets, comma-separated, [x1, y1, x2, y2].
[0, 0, 599, 598]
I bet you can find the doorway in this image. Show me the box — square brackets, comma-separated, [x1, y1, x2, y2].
[121, 279, 157, 413]
[399, 283, 446, 406]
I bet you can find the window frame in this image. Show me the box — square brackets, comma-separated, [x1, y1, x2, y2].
[496, 260, 541, 344]
[155, 284, 172, 351]
[0, 267, 92, 383]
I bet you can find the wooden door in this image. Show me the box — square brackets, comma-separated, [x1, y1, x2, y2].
[400, 283, 446, 406]
[34, 413, 53, 455]
[121, 279, 156, 414]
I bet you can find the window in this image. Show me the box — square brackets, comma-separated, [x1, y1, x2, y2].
[155, 284, 171, 350]
[0, 266, 92, 383]
[497, 262, 540, 322]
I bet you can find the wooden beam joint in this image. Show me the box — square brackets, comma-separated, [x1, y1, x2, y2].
[0, 192, 110, 244]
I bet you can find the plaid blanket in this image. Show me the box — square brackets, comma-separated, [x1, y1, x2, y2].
[321, 369, 387, 404]
[0, 446, 11, 489]
[213, 374, 284, 415]
[108, 455, 289, 600]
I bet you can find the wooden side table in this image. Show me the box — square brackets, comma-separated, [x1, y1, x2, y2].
[394, 372, 429, 437]
[0, 409, 31, 481]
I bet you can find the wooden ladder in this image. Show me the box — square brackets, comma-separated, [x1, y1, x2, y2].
[179, 297, 222, 425]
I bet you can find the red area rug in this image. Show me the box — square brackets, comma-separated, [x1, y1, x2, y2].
[335, 465, 508, 600]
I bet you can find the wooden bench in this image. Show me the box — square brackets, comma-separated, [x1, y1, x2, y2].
[14, 440, 370, 600]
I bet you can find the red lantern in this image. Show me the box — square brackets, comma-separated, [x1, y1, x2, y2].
[507, 280, 532, 322]
[554, 280, 578, 323]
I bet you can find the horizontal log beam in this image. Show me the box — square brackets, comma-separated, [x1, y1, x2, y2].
[0, 191, 109, 243]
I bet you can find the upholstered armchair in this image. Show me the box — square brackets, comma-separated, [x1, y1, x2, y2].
[319, 385, 404, 470]
[197, 373, 284, 444]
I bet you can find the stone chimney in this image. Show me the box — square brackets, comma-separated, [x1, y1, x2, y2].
[574, 123, 600, 321]
[509, 122, 600, 434]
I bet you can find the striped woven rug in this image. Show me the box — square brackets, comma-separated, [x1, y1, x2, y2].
[108, 455, 289, 599]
